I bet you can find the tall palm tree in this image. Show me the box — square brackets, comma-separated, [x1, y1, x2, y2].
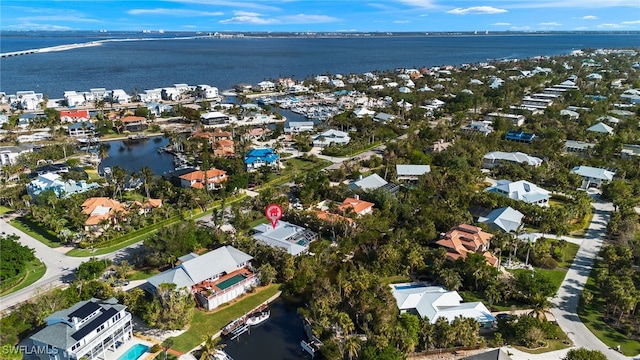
[344, 336, 361, 360]
[199, 333, 225, 360]
[138, 166, 154, 199]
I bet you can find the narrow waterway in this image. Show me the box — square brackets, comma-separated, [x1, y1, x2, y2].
[97, 136, 176, 176]
[221, 298, 311, 360]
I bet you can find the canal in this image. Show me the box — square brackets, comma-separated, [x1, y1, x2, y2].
[221, 298, 312, 360]
[97, 136, 176, 176]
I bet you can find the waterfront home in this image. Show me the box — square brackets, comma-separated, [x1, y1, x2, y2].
[479, 206, 524, 233]
[179, 169, 228, 190]
[486, 179, 550, 207]
[110, 89, 131, 104]
[390, 283, 495, 326]
[565, 140, 596, 154]
[28, 298, 133, 360]
[313, 129, 350, 147]
[147, 246, 259, 311]
[120, 116, 148, 132]
[81, 197, 127, 231]
[196, 84, 220, 99]
[462, 121, 494, 136]
[284, 121, 314, 134]
[0, 144, 35, 166]
[11, 91, 43, 110]
[140, 88, 163, 103]
[161, 87, 181, 101]
[60, 109, 90, 123]
[338, 196, 374, 216]
[244, 148, 279, 172]
[482, 151, 543, 169]
[27, 173, 99, 199]
[68, 121, 96, 138]
[243, 127, 272, 140]
[90, 88, 108, 100]
[64, 91, 86, 107]
[146, 102, 172, 117]
[396, 164, 431, 183]
[571, 166, 615, 188]
[252, 221, 318, 256]
[201, 111, 230, 127]
[505, 130, 536, 143]
[586, 122, 614, 135]
[436, 224, 498, 266]
[485, 112, 525, 127]
[255, 81, 275, 92]
[315, 75, 330, 83]
[330, 79, 345, 88]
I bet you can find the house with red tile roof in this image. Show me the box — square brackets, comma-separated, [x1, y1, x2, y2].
[120, 116, 148, 132]
[60, 109, 89, 123]
[131, 198, 163, 215]
[313, 210, 355, 226]
[81, 197, 127, 231]
[179, 169, 228, 190]
[213, 139, 235, 157]
[338, 196, 375, 216]
[436, 224, 498, 267]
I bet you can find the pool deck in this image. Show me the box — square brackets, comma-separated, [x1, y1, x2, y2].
[192, 268, 254, 294]
[111, 337, 154, 360]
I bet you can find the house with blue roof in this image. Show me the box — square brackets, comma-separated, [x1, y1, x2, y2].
[244, 147, 280, 172]
[27, 173, 100, 199]
[505, 130, 535, 143]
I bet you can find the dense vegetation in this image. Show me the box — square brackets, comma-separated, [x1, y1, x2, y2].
[0, 235, 36, 286]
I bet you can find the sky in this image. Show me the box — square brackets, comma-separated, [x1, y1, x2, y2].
[1, 0, 639, 32]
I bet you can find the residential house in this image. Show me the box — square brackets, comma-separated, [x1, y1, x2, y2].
[486, 179, 550, 207]
[18, 113, 38, 129]
[64, 91, 86, 107]
[596, 115, 621, 125]
[485, 112, 525, 127]
[313, 129, 350, 147]
[349, 174, 387, 192]
[13, 91, 43, 110]
[131, 198, 163, 215]
[374, 112, 396, 123]
[479, 206, 524, 233]
[27, 173, 99, 199]
[353, 107, 375, 118]
[462, 121, 494, 136]
[68, 121, 96, 138]
[338, 196, 375, 216]
[565, 140, 595, 154]
[505, 130, 536, 144]
[110, 89, 131, 104]
[560, 109, 580, 120]
[622, 144, 640, 158]
[213, 139, 235, 157]
[255, 81, 275, 92]
[586, 122, 614, 135]
[284, 121, 314, 134]
[81, 197, 127, 231]
[90, 88, 108, 101]
[140, 88, 163, 103]
[252, 221, 318, 256]
[146, 102, 172, 117]
[60, 109, 90, 123]
[0, 144, 35, 166]
[179, 169, 228, 190]
[161, 87, 181, 101]
[436, 224, 498, 266]
[244, 148, 279, 172]
[200, 111, 230, 127]
[243, 127, 272, 140]
[482, 151, 543, 169]
[571, 166, 615, 188]
[396, 164, 431, 183]
[427, 139, 453, 153]
[120, 116, 148, 132]
[196, 84, 220, 99]
[28, 298, 133, 360]
[147, 246, 259, 311]
[390, 283, 495, 326]
[330, 79, 345, 88]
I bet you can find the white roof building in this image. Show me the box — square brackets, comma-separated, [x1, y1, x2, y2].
[482, 151, 543, 169]
[486, 179, 550, 207]
[252, 221, 318, 256]
[313, 129, 350, 147]
[586, 122, 614, 135]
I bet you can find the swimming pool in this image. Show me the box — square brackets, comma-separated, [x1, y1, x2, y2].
[117, 344, 149, 360]
[394, 283, 427, 291]
[217, 274, 247, 290]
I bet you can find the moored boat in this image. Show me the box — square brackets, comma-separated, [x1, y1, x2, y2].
[245, 310, 270, 326]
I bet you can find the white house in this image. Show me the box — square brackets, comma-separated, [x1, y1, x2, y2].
[354, 107, 375, 118]
[252, 221, 318, 256]
[147, 246, 259, 311]
[485, 112, 525, 127]
[313, 129, 350, 147]
[390, 283, 495, 327]
[462, 121, 494, 136]
[571, 166, 615, 188]
[479, 206, 525, 233]
[29, 298, 133, 360]
[196, 85, 220, 99]
[396, 164, 431, 182]
[284, 121, 314, 134]
[110, 89, 131, 104]
[256, 81, 275, 92]
[482, 151, 543, 169]
[0, 144, 35, 166]
[315, 75, 330, 83]
[161, 87, 181, 101]
[486, 179, 550, 207]
[330, 79, 345, 88]
[586, 122, 614, 135]
[64, 91, 86, 107]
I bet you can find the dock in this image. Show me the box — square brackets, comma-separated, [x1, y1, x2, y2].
[220, 303, 269, 337]
[229, 323, 250, 341]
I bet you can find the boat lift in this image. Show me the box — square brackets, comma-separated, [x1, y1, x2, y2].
[229, 323, 250, 341]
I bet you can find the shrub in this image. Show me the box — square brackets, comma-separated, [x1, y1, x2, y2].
[541, 257, 558, 269]
[150, 344, 161, 353]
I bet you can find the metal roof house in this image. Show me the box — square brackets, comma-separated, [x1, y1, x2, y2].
[27, 173, 100, 199]
[482, 151, 543, 169]
[28, 298, 132, 360]
[390, 283, 495, 327]
[252, 221, 318, 256]
[565, 140, 595, 154]
[486, 179, 550, 207]
[571, 166, 615, 188]
[313, 129, 351, 147]
[244, 147, 280, 172]
[479, 206, 525, 233]
[396, 164, 431, 182]
[147, 246, 259, 311]
[349, 174, 400, 195]
[586, 122, 614, 135]
[505, 130, 535, 143]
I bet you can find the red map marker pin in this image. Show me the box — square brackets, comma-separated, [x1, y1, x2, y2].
[265, 204, 283, 229]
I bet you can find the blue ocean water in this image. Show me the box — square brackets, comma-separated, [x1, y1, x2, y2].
[1, 33, 638, 97]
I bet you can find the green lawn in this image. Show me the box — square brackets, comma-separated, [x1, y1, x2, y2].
[127, 268, 159, 280]
[10, 217, 61, 248]
[579, 276, 640, 356]
[0, 260, 46, 296]
[170, 284, 281, 353]
[380, 275, 412, 286]
[570, 211, 594, 237]
[66, 230, 157, 257]
[558, 242, 580, 269]
[513, 339, 571, 354]
[247, 217, 269, 228]
[0, 206, 13, 215]
[510, 268, 567, 293]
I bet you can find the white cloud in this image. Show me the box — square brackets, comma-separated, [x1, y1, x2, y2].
[233, 11, 262, 17]
[168, 0, 280, 11]
[538, 22, 561, 26]
[507, 0, 639, 9]
[510, 26, 531, 31]
[447, 6, 508, 15]
[281, 14, 340, 24]
[219, 15, 279, 25]
[492, 22, 511, 26]
[574, 26, 589, 30]
[597, 23, 625, 28]
[394, 20, 411, 23]
[581, 15, 598, 20]
[5, 22, 74, 31]
[127, 8, 223, 16]
[396, 0, 438, 9]
[16, 15, 101, 23]
[621, 20, 640, 25]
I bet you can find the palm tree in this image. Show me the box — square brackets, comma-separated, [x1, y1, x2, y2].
[344, 336, 361, 360]
[138, 166, 154, 199]
[199, 333, 225, 360]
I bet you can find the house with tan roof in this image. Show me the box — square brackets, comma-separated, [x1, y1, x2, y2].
[436, 224, 498, 266]
[179, 169, 228, 190]
[81, 197, 127, 231]
[313, 210, 355, 227]
[213, 139, 235, 157]
[131, 198, 163, 215]
[120, 116, 148, 132]
[338, 196, 375, 216]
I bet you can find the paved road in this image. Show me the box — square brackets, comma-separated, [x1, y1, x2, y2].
[0, 219, 142, 312]
[549, 197, 635, 360]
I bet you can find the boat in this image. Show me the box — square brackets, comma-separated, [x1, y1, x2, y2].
[126, 133, 148, 142]
[245, 310, 270, 326]
[212, 350, 234, 360]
